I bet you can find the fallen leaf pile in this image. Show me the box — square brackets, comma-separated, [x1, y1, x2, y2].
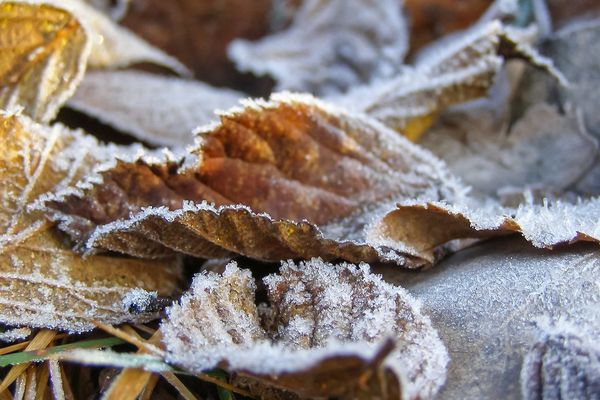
[0, 0, 599, 399]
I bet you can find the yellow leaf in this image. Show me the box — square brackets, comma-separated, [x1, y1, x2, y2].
[0, 2, 90, 122]
[0, 111, 181, 332]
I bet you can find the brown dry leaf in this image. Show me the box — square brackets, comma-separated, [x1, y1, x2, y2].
[67, 70, 243, 147]
[120, 0, 272, 88]
[0, 1, 90, 122]
[161, 259, 448, 400]
[372, 198, 600, 262]
[229, 0, 408, 96]
[339, 21, 567, 141]
[0, 111, 181, 333]
[58, 0, 189, 75]
[41, 93, 466, 267]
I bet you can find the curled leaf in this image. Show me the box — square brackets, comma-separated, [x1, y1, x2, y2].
[0, 111, 181, 332]
[229, 0, 408, 95]
[42, 93, 466, 267]
[0, 1, 90, 122]
[67, 70, 243, 147]
[339, 21, 567, 141]
[385, 237, 600, 399]
[161, 259, 448, 399]
[374, 198, 600, 262]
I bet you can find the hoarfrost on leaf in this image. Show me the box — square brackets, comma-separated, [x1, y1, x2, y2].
[0, 111, 181, 333]
[67, 70, 243, 147]
[521, 325, 600, 400]
[229, 0, 408, 96]
[42, 93, 467, 267]
[0, 1, 90, 123]
[383, 236, 600, 399]
[337, 21, 566, 141]
[161, 258, 448, 399]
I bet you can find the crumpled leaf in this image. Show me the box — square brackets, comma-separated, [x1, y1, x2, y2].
[67, 70, 243, 147]
[120, 0, 272, 88]
[383, 236, 600, 399]
[373, 197, 600, 262]
[338, 21, 567, 141]
[41, 93, 466, 267]
[229, 0, 408, 96]
[513, 19, 600, 194]
[0, 111, 181, 333]
[521, 328, 600, 400]
[0, 1, 90, 122]
[421, 92, 598, 196]
[161, 259, 449, 400]
[58, 0, 189, 75]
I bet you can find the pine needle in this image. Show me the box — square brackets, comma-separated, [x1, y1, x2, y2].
[0, 335, 67, 356]
[161, 372, 198, 400]
[93, 322, 164, 357]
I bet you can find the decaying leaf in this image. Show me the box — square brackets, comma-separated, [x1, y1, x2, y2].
[521, 328, 600, 400]
[383, 236, 600, 399]
[119, 0, 272, 88]
[0, 1, 90, 122]
[41, 93, 466, 267]
[161, 259, 448, 400]
[372, 198, 600, 262]
[421, 95, 598, 196]
[67, 70, 243, 147]
[229, 0, 408, 96]
[0, 111, 181, 332]
[58, 0, 189, 75]
[338, 21, 566, 141]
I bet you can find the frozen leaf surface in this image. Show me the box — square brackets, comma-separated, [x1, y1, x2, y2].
[229, 0, 408, 96]
[384, 236, 600, 399]
[59, 0, 188, 75]
[338, 21, 567, 141]
[162, 259, 448, 400]
[374, 197, 600, 261]
[67, 70, 243, 147]
[0, 2, 90, 122]
[421, 95, 598, 196]
[521, 328, 600, 400]
[42, 93, 466, 267]
[0, 111, 181, 333]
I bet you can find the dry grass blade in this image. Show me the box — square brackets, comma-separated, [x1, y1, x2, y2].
[140, 374, 159, 400]
[93, 322, 164, 357]
[0, 334, 68, 356]
[33, 363, 49, 400]
[102, 328, 162, 400]
[160, 373, 198, 400]
[0, 330, 56, 394]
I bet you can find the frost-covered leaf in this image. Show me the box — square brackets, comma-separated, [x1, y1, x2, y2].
[42, 93, 466, 267]
[383, 236, 600, 399]
[421, 97, 598, 196]
[514, 19, 600, 194]
[67, 70, 243, 147]
[119, 0, 272, 87]
[0, 111, 181, 333]
[521, 328, 600, 400]
[0, 2, 90, 122]
[338, 21, 567, 141]
[229, 0, 408, 96]
[374, 197, 600, 264]
[57, 0, 188, 75]
[162, 259, 448, 400]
